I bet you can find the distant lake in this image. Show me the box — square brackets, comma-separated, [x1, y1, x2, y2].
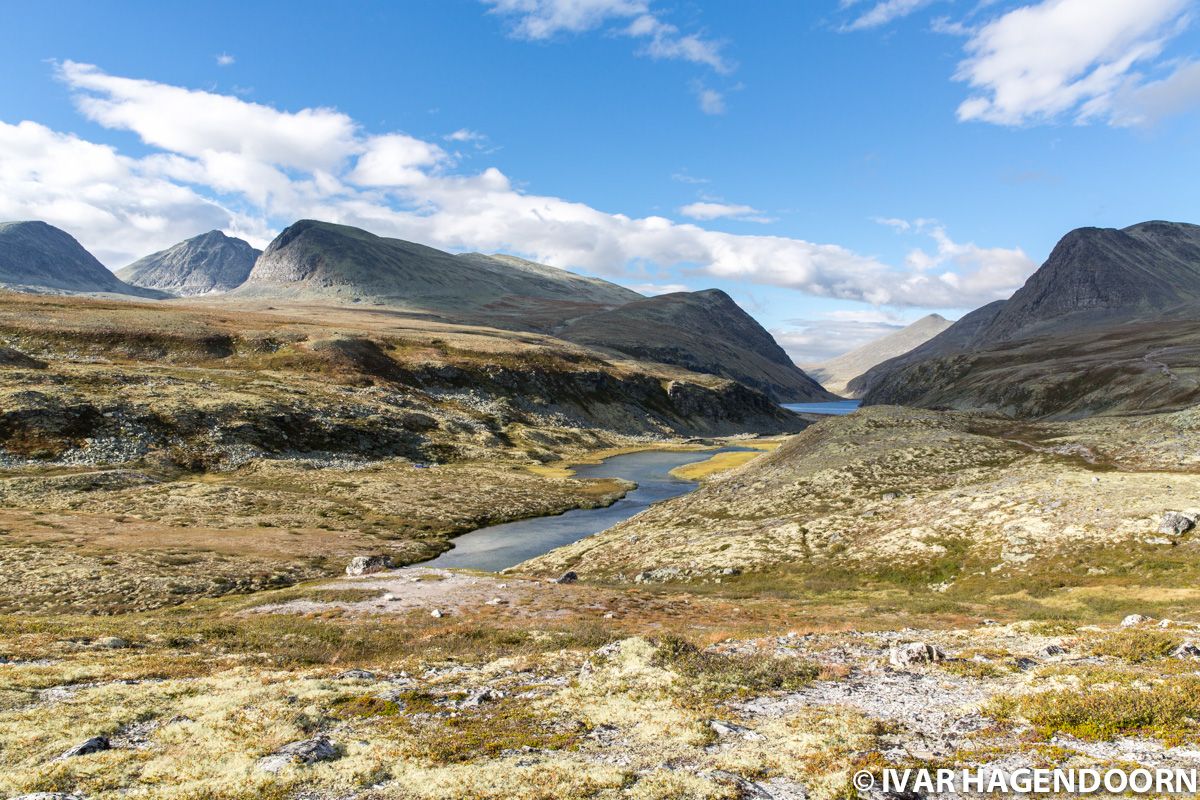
[417, 447, 755, 572]
[782, 400, 861, 416]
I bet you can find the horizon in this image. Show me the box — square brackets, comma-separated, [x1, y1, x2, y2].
[3, 0, 1199, 362]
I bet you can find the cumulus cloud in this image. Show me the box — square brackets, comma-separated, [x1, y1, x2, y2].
[953, 0, 1197, 125]
[1, 62, 1028, 311]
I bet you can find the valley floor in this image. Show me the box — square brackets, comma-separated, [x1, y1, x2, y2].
[4, 403, 1200, 799]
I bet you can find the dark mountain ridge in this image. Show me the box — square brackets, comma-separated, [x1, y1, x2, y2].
[860, 220, 1200, 417]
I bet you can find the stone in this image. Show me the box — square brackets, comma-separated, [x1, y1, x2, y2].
[11, 794, 87, 800]
[708, 719, 764, 740]
[461, 688, 505, 707]
[345, 555, 393, 576]
[1158, 512, 1196, 536]
[486, 597, 507, 605]
[1038, 644, 1067, 657]
[335, 669, 376, 680]
[555, 571, 578, 584]
[721, 567, 741, 576]
[430, 608, 443, 618]
[888, 642, 945, 668]
[257, 735, 339, 773]
[58, 736, 110, 759]
[1120, 614, 1150, 628]
[1171, 640, 1200, 659]
[96, 636, 129, 649]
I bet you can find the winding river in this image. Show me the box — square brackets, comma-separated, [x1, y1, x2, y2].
[418, 447, 754, 572]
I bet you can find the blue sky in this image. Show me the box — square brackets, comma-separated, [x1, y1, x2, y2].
[2, 0, 1199, 361]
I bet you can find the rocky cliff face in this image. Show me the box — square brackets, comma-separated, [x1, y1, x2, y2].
[117, 230, 260, 295]
[557, 289, 836, 404]
[0, 221, 163, 298]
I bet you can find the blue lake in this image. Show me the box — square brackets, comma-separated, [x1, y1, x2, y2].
[782, 400, 862, 416]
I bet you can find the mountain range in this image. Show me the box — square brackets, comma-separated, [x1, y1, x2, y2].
[0, 218, 832, 403]
[859, 220, 1200, 417]
[0, 221, 164, 298]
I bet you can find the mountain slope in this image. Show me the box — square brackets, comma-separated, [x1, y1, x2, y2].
[807, 313, 952, 397]
[231, 220, 640, 327]
[860, 221, 1200, 417]
[118, 230, 260, 296]
[557, 289, 837, 403]
[0, 221, 163, 298]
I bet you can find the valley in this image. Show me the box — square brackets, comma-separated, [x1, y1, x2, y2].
[2, 216, 1200, 800]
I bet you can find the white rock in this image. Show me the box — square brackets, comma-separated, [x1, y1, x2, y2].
[1120, 614, 1150, 628]
[888, 642, 945, 668]
[430, 609, 443, 618]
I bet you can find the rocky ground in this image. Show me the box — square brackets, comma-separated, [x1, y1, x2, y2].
[5, 295, 1200, 798]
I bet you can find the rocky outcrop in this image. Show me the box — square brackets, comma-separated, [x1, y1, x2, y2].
[117, 230, 259, 295]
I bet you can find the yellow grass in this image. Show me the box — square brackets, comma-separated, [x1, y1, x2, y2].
[669, 450, 765, 481]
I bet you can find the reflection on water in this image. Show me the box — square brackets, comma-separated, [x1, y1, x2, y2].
[781, 400, 861, 416]
[418, 447, 752, 572]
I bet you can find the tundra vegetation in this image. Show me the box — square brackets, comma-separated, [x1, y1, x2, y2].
[3, 293, 1200, 799]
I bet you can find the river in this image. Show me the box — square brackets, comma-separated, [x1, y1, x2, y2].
[418, 447, 754, 572]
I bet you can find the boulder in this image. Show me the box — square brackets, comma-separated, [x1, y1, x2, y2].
[58, 736, 110, 759]
[460, 688, 505, 707]
[345, 555, 393, 576]
[96, 636, 129, 649]
[1171, 640, 1200, 659]
[1120, 614, 1150, 628]
[1158, 512, 1196, 536]
[256, 735, 339, 773]
[335, 669, 376, 680]
[555, 571, 578, 584]
[1038, 644, 1067, 658]
[430, 608, 443, 618]
[708, 719, 764, 740]
[888, 642, 945, 668]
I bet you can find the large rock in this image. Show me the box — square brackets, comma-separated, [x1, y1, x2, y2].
[57, 736, 110, 759]
[888, 642, 945, 668]
[1158, 512, 1196, 536]
[345, 555, 393, 576]
[1120, 614, 1151, 627]
[256, 735, 339, 773]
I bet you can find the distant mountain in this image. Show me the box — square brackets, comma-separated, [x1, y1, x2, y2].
[117, 230, 259, 296]
[557, 289, 837, 403]
[807, 314, 952, 397]
[0, 221, 163, 298]
[232, 220, 640, 327]
[861, 221, 1200, 417]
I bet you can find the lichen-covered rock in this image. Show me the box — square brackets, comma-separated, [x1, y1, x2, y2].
[888, 642, 945, 668]
[345, 555, 393, 576]
[58, 736, 109, 760]
[256, 735, 339, 773]
[1120, 613, 1150, 627]
[1158, 512, 1196, 536]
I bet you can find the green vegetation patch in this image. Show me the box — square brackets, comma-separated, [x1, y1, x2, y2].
[652, 635, 819, 699]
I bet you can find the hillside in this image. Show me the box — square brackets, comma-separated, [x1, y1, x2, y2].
[806, 313, 951, 396]
[0, 221, 164, 298]
[232, 220, 640, 327]
[557, 289, 837, 403]
[117, 230, 260, 295]
[860, 221, 1200, 417]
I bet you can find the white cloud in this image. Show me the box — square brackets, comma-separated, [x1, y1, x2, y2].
[679, 201, 772, 223]
[695, 86, 726, 114]
[482, 0, 731, 72]
[627, 281, 689, 295]
[953, 0, 1196, 125]
[215, 53, 236, 67]
[773, 309, 915, 364]
[843, 0, 935, 31]
[2, 62, 1029, 311]
[348, 134, 448, 187]
[445, 128, 485, 143]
